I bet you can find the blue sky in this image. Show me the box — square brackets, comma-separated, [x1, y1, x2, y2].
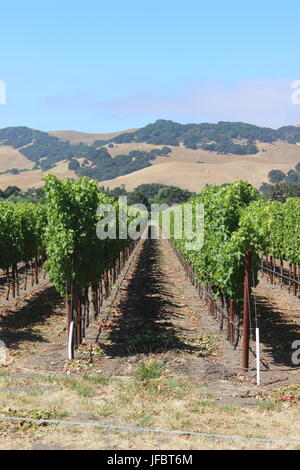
[0, 0, 300, 132]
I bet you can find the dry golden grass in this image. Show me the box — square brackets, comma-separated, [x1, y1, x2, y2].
[101, 141, 300, 192]
[102, 142, 168, 157]
[0, 137, 300, 192]
[0, 169, 44, 190]
[0, 160, 77, 190]
[46, 160, 77, 179]
[0, 146, 34, 172]
[48, 129, 137, 145]
[0, 364, 299, 450]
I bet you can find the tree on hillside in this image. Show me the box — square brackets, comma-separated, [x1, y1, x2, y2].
[68, 158, 80, 171]
[0, 186, 21, 198]
[286, 169, 300, 183]
[259, 182, 274, 199]
[153, 186, 194, 205]
[109, 185, 127, 199]
[134, 184, 168, 201]
[268, 169, 286, 184]
[295, 162, 300, 173]
[127, 191, 149, 208]
[260, 181, 300, 202]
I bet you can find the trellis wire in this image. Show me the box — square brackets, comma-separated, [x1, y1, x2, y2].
[0, 415, 299, 446]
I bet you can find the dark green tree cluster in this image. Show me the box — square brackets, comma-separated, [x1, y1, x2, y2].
[268, 165, 300, 184]
[101, 120, 300, 154]
[100, 183, 193, 209]
[0, 185, 44, 203]
[2, 121, 300, 174]
[0, 185, 22, 199]
[68, 158, 80, 171]
[151, 186, 194, 205]
[260, 182, 300, 202]
[0, 126, 89, 169]
[0, 127, 170, 181]
[268, 169, 287, 184]
[262, 163, 300, 199]
[75, 147, 172, 181]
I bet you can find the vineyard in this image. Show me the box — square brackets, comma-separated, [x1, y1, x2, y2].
[0, 177, 299, 449]
[0, 178, 299, 366]
[0, 201, 46, 296]
[0, 175, 146, 360]
[167, 182, 300, 367]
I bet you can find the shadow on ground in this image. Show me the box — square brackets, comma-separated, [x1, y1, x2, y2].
[0, 286, 63, 350]
[106, 238, 203, 357]
[254, 293, 300, 368]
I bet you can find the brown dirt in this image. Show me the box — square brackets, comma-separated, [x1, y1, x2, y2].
[4, 237, 298, 397]
[0, 266, 66, 369]
[252, 275, 300, 382]
[0, 238, 299, 449]
[92, 238, 300, 394]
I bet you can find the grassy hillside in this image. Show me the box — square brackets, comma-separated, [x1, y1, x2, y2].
[100, 142, 300, 192]
[1, 120, 300, 191]
[101, 119, 300, 152]
[0, 126, 89, 170]
[48, 128, 137, 145]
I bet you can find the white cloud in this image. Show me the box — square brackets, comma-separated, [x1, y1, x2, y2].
[46, 78, 300, 128]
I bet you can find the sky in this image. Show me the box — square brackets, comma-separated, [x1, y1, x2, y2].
[0, 0, 300, 132]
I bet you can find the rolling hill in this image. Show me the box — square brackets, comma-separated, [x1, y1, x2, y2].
[0, 120, 300, 192]
[48, 128, 137, 145]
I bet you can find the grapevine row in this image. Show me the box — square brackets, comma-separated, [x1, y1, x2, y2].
[43, 175, 142, 357]
[0, 175, 142, 358]
[165, 181, 300, 368]
[0, 201, 47, 297]
[1, 177, 299, 365]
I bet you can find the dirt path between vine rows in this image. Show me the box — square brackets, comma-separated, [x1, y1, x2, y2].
[2, 236, 299, 388]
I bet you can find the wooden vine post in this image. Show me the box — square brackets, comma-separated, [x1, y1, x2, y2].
[35, 255, 39, 284]
[269, 255, 274, 284]
[243, 251, 252, 370]
[229, 300, 235, 345]
[293, 264, 298, 297]
[11, 265, 16, 298]
[77, 295, 82, 346]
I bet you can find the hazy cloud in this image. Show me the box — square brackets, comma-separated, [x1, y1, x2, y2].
[45, 79, 300, 128]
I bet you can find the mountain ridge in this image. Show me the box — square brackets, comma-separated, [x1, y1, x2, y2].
[48, 128, 138, 145]
[1, 120, 300, 191]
